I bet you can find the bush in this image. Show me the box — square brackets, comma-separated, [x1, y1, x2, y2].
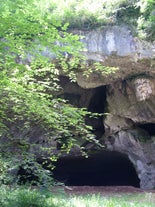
[0, 186, 50, 207]
[10, 188, 47, 207]
[137, 0, 155, 40]
[48, 0, 155, 40]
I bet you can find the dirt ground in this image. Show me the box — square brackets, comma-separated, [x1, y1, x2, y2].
[63, 186, 155, 196]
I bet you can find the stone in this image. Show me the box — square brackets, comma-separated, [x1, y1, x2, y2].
[75, 26, 155, 89]
[104, 114, 133, 134]
[57, 75, 155, 189]
[133, 78, 155, 101]
[105, 130, 155, 189]
[106, 77, 155, 123]
[56, 75, 155, 189]
[51, 26, 155, 189]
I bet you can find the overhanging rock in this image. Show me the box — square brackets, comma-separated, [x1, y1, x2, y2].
[75, 26, 155, 88]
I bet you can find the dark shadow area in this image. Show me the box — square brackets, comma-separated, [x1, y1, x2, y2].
[58, 75, 93, 108]
[87, 86, 107, 138]
[53, 151, 140, 187]
[17, 165, 39, 185]
[58, 78, 107, 143]
[137, 123, 155, 136]
[88, 86, 107, 114]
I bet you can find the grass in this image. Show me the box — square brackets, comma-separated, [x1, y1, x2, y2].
[51, 193, 155, 207]
[0, 185, 155, 207]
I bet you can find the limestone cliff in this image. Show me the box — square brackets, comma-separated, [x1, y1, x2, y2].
[76, 26, 155, 88]
[64, 26, 155, 189]
[7, 25, 155, 189]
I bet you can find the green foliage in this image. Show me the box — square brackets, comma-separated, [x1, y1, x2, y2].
[44, 0, 154, 40]
[0, 0, 100, 186]
[83, 62, 119, 78]
[45, 0, 131, 29]
[46, 0, 139, 28]
[0, 156, 13, 185]
[0, 186, 51, 207]
[114, 0, 140, 24]
[137, 0, 155, 40]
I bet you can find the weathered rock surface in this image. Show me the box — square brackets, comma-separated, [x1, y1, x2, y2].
[76, 26, 155, 88]
[73, 26, 155, 189]
[57, 75, 155, 189]
[101, 76, 155, 189]
[107, 77, 155, 123]
[105, 130, 155, 189]
[29, 26, 155, 189]
[79, 26, 155, 58]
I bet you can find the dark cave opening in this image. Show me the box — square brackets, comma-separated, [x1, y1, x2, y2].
[87, 86, 107, 138]
[53, 151, 140, 187]
[137, 123, 155, 136]
[88, 86, 107, 114]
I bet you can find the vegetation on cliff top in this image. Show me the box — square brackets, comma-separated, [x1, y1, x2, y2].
[50, 0, 155, 40]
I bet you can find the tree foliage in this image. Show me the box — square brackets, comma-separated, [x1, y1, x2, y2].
[47, 0, 155, 40]
[137, 0, 155, 40]
[0, 0, 98, 185]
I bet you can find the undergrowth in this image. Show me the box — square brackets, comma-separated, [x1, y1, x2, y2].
[0, 185, 155, 207]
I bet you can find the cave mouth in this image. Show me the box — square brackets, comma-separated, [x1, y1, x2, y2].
[53, 151, 140, 187]
[87, 86, 107, 138]
[137, 123, 155, 136]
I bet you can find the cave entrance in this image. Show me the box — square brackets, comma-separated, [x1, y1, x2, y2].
[53, 151, 140, 187]
[87, 86, 107, 139]
[137, 123, 155, 136]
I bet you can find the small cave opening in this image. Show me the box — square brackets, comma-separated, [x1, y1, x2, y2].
[53, 151, 140, 187]
[137, 123, 155, 136]
[87, 86, 107, 138]
[88, 86, 107, 114]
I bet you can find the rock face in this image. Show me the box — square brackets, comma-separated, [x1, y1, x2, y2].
[76, 26, 155, 88]
[71, 26, 155, 189]
[103, 77, 155, 189]
[79, 26, 154, 58]
[105, 130, 155, 189]
[9, 26, 155, 189]
[57, 75, 155, 189]
[107, 77, 155, 123]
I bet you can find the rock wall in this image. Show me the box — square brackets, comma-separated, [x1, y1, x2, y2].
[58, 76, 155, 189]
[76, 26, 155, 88]
[23, 26, 154, 189]
[103, 77, 155, 189]
[73, 26, 155, 189]
[8, 25, 155, 189]
[79, 26, 155, 58]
